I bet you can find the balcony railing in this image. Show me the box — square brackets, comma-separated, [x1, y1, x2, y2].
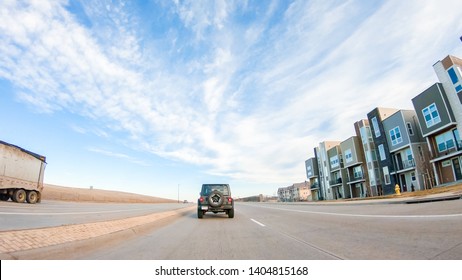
[346, 174, 365, 183]
[329, 178, 342, 186]
[310, 182, 319, 190]
[396, 159, 416, 171]
[432, 142, 462, 159]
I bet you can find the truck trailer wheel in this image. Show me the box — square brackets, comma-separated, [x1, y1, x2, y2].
[0, 194, 9, 201]
[13, 189, 26, 203]
[26, 191, 38, 204]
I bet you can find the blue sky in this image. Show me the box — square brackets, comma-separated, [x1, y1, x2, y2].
[1, 0, 462, 201]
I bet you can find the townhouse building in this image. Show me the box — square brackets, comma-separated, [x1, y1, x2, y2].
[316, 141, 341, 200]
[354, 119, 383, 196]
[367, 107, 400, 195]
[277, 182, 311, 202]
[412, 83, 462, 185]
[294, 182, 311, 201]
[295, 53, 462, 201]
[340, 136, 369, 198]
[305, 157, 321, 200]
[433, 55, 462, 134]
[327, 144, 350, 199]
[382, 110, 431, 192]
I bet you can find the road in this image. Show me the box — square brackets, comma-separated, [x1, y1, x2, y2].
[63, 199, 462, 260]
[0, 200, 192, 231]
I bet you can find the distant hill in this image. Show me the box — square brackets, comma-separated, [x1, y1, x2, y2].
[42, 184, 176, 203]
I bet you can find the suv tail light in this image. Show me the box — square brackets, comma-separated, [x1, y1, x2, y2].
[228, 197, 233, 203]
[199, 197, 204, 203]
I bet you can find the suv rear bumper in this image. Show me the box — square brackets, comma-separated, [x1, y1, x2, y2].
[198, 204, 233, 212]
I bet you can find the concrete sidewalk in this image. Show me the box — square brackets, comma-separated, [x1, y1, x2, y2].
[0, 205, 195, 256]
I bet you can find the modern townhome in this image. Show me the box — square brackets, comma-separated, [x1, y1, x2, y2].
[327, 144, 349, 199]
[412, 83, 462, 185]
[340, 136, 369, 198]
[315, 141, 341, 200]
[305, 157, 321, 200]
[300, 54, 462, 201]
[367, 107, 399, 195]
[354, 119, 383, 196]
[433, 55, 462, 132]
[381, 109, 431, 192]
[277, 182, 312, 202]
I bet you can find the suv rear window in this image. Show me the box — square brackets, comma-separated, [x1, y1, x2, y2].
[201, 184, 230, 196]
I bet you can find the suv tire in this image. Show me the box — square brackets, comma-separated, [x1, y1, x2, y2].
[228, 208, 234, 218]
[197, 208, 204, 219]
[208, 190, 224, 207]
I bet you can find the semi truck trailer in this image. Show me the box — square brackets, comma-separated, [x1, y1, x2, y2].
[0, 140, 46, 204]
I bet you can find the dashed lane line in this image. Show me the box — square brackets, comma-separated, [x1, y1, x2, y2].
[250, 218, 266, 227]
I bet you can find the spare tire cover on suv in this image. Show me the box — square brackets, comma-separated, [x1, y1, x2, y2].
[208, 190, 224, 207]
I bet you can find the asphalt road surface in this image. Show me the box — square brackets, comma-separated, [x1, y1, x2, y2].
[0, 200, 192, 231]
[66, 200, 462, 260]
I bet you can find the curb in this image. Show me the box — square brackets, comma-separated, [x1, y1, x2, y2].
[0, 205, 195, 256]
[403, 194, 462, 204]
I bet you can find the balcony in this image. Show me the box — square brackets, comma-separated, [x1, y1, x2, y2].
[310, 182, 319, 190]
[432, 141, 462, 159]
[346, 174, 366, 184]
[395, 159, 416, 171]
[329, 178, 342, 186]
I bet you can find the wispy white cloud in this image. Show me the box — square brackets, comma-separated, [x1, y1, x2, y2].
[1, 0, 462, 187]
[87, 147, 150, 166]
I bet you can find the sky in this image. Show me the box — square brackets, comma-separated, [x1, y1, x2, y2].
[1, 0, 462, 202]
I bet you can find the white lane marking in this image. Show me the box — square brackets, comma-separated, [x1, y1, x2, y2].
[246, 204, 462, 219]
[251, 218, 266, 227]
[0, 208, 170, 216]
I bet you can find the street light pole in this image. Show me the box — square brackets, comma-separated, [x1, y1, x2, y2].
[178, 184, 180, 203]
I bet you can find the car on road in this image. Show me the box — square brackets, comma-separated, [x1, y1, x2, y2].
[197, 184, 234, 219]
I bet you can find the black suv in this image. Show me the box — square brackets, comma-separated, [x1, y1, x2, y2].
[197, 184, 234, 219]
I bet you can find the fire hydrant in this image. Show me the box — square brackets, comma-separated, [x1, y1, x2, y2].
[395, 184, 401, 195]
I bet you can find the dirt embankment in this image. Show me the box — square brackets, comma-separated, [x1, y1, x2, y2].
[41, 184, 176, 203]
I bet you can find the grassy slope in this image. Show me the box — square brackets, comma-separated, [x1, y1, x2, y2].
[41, 184, 176, 203]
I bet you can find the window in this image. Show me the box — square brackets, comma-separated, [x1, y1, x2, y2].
[360, 126, 372, 144]
[422, 103, 441, 128]
[345, 149, 352, 163]
[405, 149, 414, 167]
[448, 67, 462, 93]
[435, 131, 455, 152]
[405, 149, 413, 161]
[374, 168, 381, 184]
[378, 144, 386, 161]
[383, 166, 390, 185]
[448, 68, 459, 84]
[370, 149, 377, 161]
[353, 166, 362, 179]
[456, 85, 462, 93]
[454, 129, 461, 149]
[411, 172, 416, 181]
[306, 165, 312, 177]
[368, 168, 375, 185]
[389, 126, 403, 146]
[372, 117, 380, 137]
[330, 155, 339, 169]
[406, 122, 414, 136]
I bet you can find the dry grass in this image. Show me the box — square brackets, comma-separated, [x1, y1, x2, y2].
[387, 184, 462, 198]
[41, 184, 176, 203]
[345, 183, 462, 201]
